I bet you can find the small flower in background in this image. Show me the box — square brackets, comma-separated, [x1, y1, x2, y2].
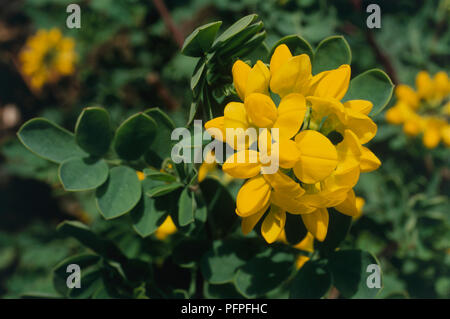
[385, 71, 450, 148]
[205, 44, 381, 244]
[19, 28, 76, 90]
[154, 215, 177, 240]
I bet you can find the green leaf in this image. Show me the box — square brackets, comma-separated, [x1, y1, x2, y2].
[269, 34, 314, 60]
[342, 69, 394, 115]
[284, 213, 308, 245]
[204, 283, 243, 299]
[114, 113, 157, 160]
[328, 249, 383, 298]
[58, 157, 109, 191]
[144, 108, 176, 166]
[69, 269, 103, 299]
[178, 187, 196, 226]
[199, 178, 238, 238]
[17, 118, 86, 163]
[234, 249, 295, 298]
[131, 196, 169, 238]
[191, 59, 206, 93]
[212, 14, 259, 49]
[96, 166, 142, 219]
[143, 168, 177, 182]
[181, 21, 222, 57]
[314, 208, 352, 254]
[201, 239, 259, 284]
[146, 182, 184, 198]
[57, 221, 126, 262]
[75, 107, 113, 157]
[53, 253, 101, 297]
[312, 35, 351, 74]
[290, 260, 331, 298]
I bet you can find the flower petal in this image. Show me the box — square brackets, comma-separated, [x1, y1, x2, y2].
[270, 44, 292, 77]
[270, 54, 312, 97]
[271, 139, 301, 169]
[270, 190, 315, 214]
[335, 129, 362, 175]
[263, 171, 305, 197]
[360, 146, 381, 173]
[301, 208, 329, 242]
[236, 175, 271, 217]
[416, 71, 433, 99]
[312, 64, 351, 100]
[241, 203, 269, 235]
[344, 108, 377, 144]
[261, 206, 286, 243]
[343, 100, 373, 115]
[246, 60, 270, 98]
[395, 84, 419, 109]
[423, 119, 442, 149]
[294, 130, 338, 184]
[334, 189, 358, 217]
[273, 93, 307, 139]
[245, 93, 278, 128]
[222, 150, 261, 179]
[205, 116, 226, 142]
[232, 60, 251, 101]
[293, 232, 315, 253]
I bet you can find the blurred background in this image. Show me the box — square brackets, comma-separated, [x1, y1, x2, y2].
[0, 0, 449, 298]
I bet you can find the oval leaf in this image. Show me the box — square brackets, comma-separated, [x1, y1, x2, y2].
[17, 118, 86, 163]
[59, 157, 109, 191]
[290, 260, 331, 298]
[114, 113, 157, 160]
[178, 187, 196, 227]
[146, 182, 184, 198]
[181, 21, 222, 57]
[312, 35, 352, 74]
[212, 14, 258, 49]
[328, 249, 383, 299]
[96, 166, 142, 219]
[342, 69, 394, 115]
[75, 107, 113, 157]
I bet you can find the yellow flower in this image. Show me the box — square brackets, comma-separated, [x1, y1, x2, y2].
[154, 215, 177, 240]
[386, 71, 450, 148]
[19, 28, 76, 89]
[205, 44, 381, 243]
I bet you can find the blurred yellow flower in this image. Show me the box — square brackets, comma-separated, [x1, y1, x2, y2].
[385, 71, 450, 148]
[19, 28, 76, 90]
[154, 215, 177, 240]
[205, 44, 381, 244]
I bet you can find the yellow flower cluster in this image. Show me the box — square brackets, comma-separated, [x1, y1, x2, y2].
[19, 28, 76, 89]
[205, 44, 381, 244]
[386, 71, 450, 148]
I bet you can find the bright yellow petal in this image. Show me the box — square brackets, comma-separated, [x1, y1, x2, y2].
[353, 196, 365, 220]
[301, 208, 329, 242]
[343, 100, 373, 115]
[205, 116, 226, 142]
[307, 96, 346, 124]
[222, 150, 261, 179]
[263, 171, 305, 197]
[244, 93, 278, 128]
[344, 108, 377, 144]
[232, 60, 251, 101]
[335, 129, 362, 175]
[224, 102, 249, 129]
[271, 139, 301, 169]
[241, 203, 269, 235]
[273, 93, 307, 139]
[360, 146, 381, 173]
[293, 232, 314, 253]
[312, 64, 351, 100]
[441, 125, 450, 147]
[334, 189, 358, 217]
[295, 255, 310, 269]
[270, 44, 292, 77]
[270, 190, 315, 214]
[155, 216, 177, 240]
[270, 54, 312, 97]
[385, 105, 404, 124]
[236, 175, 271, 217]
[245, 60, 270, 98]
[261, 206, 286, 243]
[294, 130, 338, 184]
